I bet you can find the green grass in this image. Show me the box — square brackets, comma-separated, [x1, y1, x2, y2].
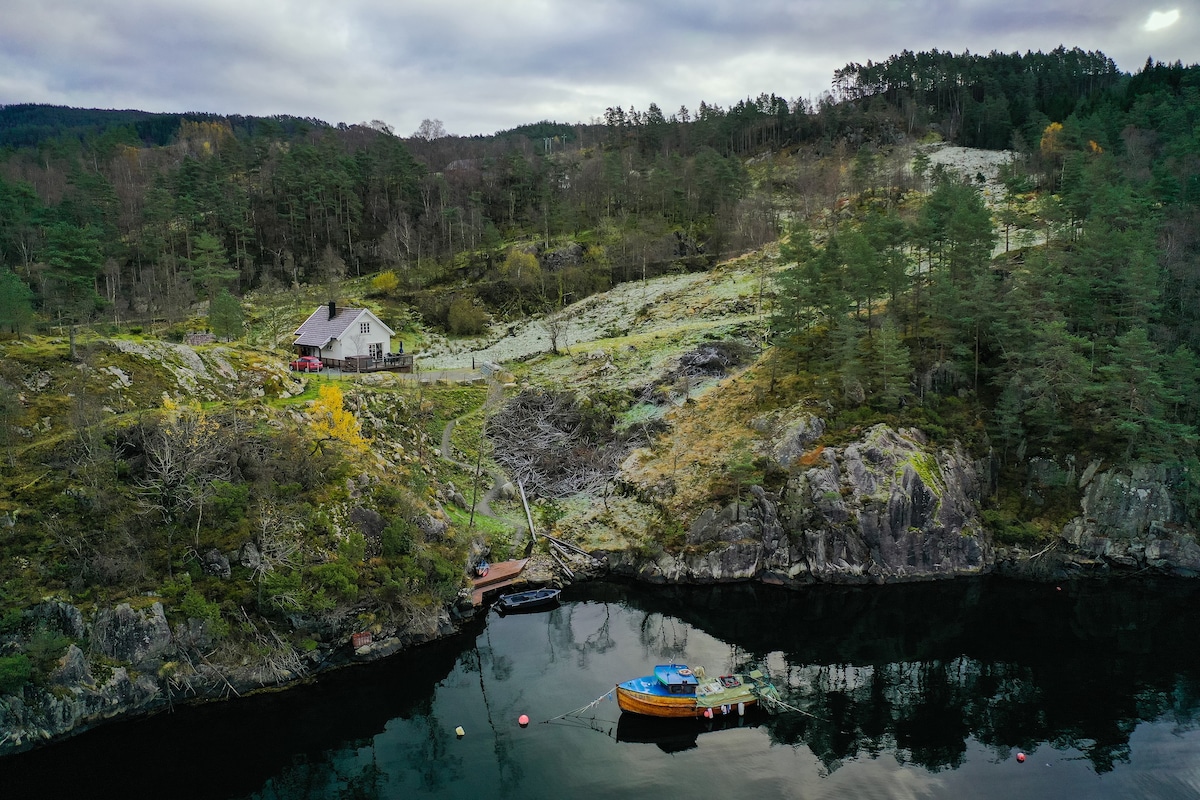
[442, 503, 520, 560]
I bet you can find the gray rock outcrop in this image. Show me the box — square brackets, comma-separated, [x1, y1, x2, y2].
[1062, 464, 1200, 574]
[0, 590, 469, 757]
[608, 424, 989, 585]
[90, 603, 173, 668]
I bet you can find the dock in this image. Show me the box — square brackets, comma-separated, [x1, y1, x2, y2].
[470, 558, 529, 606]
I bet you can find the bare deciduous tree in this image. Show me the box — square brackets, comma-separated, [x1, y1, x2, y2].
[136, 400, 231, 575]
[541, 309, 571, 355]
[413, 119, 447, 141]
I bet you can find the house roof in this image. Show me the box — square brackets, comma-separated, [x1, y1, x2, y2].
[293, 305, 395, 349]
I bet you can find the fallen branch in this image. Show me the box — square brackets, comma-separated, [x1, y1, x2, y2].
[1028, 540, 1058, 561]
[550, 547, 574, 579]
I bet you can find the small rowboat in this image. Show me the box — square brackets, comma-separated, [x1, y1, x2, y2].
[495, 588, 562, 614]
[615, 663, 780, 719]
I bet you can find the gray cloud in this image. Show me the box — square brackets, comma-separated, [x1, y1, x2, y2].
[2, 0, 1198, 136]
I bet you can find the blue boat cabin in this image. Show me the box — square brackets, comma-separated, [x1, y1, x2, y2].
[655, 664, 700, 695]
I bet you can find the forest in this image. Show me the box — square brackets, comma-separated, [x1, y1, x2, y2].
[3, 48, 1196, 461]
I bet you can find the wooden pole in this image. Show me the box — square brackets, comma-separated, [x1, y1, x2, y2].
[518, 477, 537, 543]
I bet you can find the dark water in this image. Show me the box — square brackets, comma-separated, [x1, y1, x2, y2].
[7, 578, 1200, 799]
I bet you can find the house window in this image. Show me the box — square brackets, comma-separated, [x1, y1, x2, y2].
[369, 343, 383, 360]
[360, 322, 370, 334]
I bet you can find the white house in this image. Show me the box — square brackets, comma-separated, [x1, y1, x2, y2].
[293, 301, 404, 370]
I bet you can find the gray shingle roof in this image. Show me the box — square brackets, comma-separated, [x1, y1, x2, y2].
[294, 305, 393, 348]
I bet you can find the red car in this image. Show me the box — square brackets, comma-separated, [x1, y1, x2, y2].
[290, 355, 324, 372]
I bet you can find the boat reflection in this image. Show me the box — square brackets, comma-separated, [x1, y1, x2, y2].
[615, 710, 766, 753]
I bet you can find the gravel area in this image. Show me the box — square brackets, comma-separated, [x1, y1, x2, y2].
[925, 144, 1018, 208]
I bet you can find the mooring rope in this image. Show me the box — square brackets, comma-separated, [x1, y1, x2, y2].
[542, 689, 616, 723]
[761, 694, 824, 720]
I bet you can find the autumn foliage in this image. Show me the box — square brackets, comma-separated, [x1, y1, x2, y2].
[310, 383, 367, 453]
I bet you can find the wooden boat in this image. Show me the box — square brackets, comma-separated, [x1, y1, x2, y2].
[494, 587, 562, 613]
[615, 663, 781, 719]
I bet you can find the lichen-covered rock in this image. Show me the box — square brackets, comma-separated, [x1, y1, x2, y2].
[1062, 465, 1198, 574]
[51, 644, 91, 687]
[1, 590, 479, 757]
[0, 659, 163, 754]
[749, 409, 825, 468]
[90, 602, 173, 668]
[418, 514, 449, 541]
[608, 424, 989, 586]
[30, 601, 86, 640]
[203, 548, 231, 579]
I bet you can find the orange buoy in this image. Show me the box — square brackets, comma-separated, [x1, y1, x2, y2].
[1016, 752, 1026, 763]
[518, 714, 530, 727]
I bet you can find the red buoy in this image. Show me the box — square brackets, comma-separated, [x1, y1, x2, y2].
[1016, 752, 1026, 763]
[518, 714, 530, 727]
[704, 707, 713, 719]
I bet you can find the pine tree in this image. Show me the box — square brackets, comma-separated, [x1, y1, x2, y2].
[208, 288, 244, 340]
[871, 319, 912, 409]
[188, 232, 237, 300]
[0, 268, 34, 335]
[1098, 328, 1192, 458]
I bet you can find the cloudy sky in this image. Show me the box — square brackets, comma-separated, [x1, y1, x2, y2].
[2, 1, 1198, 137]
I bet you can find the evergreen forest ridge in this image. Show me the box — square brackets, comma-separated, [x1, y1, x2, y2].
[1, 46, 1200, 753]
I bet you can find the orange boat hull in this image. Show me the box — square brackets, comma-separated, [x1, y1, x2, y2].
[616, 685, 702, 718]
[615, 685, 757, 719]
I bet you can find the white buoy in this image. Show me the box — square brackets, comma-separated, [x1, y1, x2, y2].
[455, 726, 465, 738]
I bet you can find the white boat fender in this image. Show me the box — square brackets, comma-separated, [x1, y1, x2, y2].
[738, 702, 745, 716]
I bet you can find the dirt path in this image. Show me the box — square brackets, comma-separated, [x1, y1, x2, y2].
[439, 418, 508, 524]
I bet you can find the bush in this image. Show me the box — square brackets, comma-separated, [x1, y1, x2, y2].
[310, 561, 358, 600]
[447, 296, 488, 335]
[212, 481, 250, 524]
[382, 519, 415, 558]
[26, 627, 72, 675]
[0, 654, 31, 695]
[982, 510, 1046, 545]
[179, 589, 230, 638]
[371, 271, 399, 295]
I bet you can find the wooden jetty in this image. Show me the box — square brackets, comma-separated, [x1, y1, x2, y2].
[470, 558, 529, 606]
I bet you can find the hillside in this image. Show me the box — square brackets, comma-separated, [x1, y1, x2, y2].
[4, 48, 1200, 755]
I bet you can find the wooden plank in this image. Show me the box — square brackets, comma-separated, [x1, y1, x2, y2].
[470, 558, 529, 605]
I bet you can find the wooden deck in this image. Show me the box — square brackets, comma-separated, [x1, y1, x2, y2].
[471, 558, 529, 606]
[334, 354, 415, 373]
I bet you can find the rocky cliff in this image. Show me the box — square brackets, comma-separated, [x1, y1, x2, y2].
[1061, 463, 1200, 575]
[0, 597, 469, 756]
[603, 422, 1200, 585]
[606, 424, 991, 585]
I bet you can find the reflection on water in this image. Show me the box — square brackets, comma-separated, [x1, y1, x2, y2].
[612, 578, 1200, 775]
[6, 577, 1200, 799]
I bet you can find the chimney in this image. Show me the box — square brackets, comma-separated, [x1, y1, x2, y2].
[328, 300, 337, 318]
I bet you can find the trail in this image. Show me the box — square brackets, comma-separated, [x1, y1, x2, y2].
[439, 418, 509, 527]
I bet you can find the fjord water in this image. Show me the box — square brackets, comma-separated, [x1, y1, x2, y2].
[7, 579, 1200, 799]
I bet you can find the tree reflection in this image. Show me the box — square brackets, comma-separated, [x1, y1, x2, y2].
[597, 578, 1200, 774]
[544, 601, 616, 670]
